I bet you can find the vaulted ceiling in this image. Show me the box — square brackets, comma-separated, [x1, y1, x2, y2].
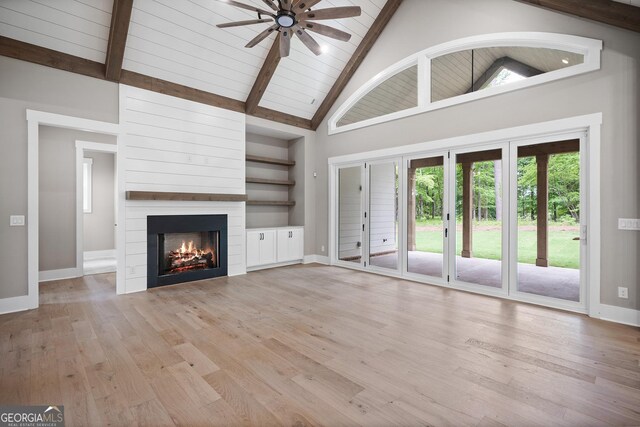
[0, 0, 638, 130]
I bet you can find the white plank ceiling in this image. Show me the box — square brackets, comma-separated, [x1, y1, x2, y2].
[259, 0, 385, 119]
[0, 0, 385, 120]
[123, 0, 272, 102]
[0, 0, 113, 63]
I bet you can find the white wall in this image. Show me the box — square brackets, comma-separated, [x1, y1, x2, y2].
[120, 85, 246, 293]
[314, 0, 640, 310]
[369, 162, 397, 255]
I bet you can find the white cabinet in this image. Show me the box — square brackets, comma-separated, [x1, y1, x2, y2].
[246, 229, 276, 268]
[277, 228, 304, 263]
[247, 227, 304, 269]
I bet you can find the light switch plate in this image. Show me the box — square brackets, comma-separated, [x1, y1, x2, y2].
[618, 218, 640, 230]
[10, 215, 25, 226]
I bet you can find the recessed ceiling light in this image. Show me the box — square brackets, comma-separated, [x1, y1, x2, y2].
[320, 45, 330, 54]
[562, 58, 569, 64]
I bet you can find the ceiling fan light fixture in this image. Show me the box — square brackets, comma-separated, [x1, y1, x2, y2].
[217, 1, 361, 57]
[276, 12, 296, 28]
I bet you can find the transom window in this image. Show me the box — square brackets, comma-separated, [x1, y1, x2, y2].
[330, 33, 602, 134]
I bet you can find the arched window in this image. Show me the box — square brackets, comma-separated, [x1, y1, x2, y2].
[330, 33, 602, 134]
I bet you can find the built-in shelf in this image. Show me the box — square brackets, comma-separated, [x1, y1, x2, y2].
[246, 177, 295, 186]
[246, 154, 296, 167]
[126, 191, 247, 202]
[247, 200, 296, 206]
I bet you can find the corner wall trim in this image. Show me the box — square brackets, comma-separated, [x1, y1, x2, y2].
[303, 255, 330, 265]
[596, 304, 640, 327]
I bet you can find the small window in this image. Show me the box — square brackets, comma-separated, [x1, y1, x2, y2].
[337, 64, 418, 127]
[431, 46, 584, 103]
[83, 158, 93, 213]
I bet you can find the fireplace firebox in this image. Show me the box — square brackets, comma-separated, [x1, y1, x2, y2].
[147, 215, 228, 288]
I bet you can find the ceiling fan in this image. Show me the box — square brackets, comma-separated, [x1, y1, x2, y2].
[216, 0, 362, 57]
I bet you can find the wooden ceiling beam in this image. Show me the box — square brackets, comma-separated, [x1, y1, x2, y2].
[0, 36, 105, 79]
[245, 35, 281, 115]
[0, 36, 314, 130]
[513, 0, 640, 33]
[119, 70, 246, 113]
[105, 0, 134, 81]
[253, 106, 313, 129]
[310, 0, 403, 130]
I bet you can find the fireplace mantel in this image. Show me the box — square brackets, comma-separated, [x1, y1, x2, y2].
[126, 191, 248, 202]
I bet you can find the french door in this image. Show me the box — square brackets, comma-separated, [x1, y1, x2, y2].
[333, 135, 587, 311]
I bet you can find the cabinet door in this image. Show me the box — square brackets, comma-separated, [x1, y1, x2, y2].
[260, 230, 277, 265]
[246, 231, 262, 267]
[290, 229, 304, 260]
[277, 229, 291, 263]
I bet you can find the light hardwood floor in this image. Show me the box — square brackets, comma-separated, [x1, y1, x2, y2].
[1, 264, 639, 426]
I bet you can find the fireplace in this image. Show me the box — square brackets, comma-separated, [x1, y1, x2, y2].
[147, 215, 228, 288]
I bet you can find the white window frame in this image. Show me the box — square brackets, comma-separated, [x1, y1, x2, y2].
[329, 32, 602, 135]
[82, 157, 93, 214]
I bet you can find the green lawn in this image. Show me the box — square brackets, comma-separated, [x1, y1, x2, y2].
[415, 222, 580, 269]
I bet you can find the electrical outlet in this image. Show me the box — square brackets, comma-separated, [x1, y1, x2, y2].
[618, 287, 628, 299]
[321, 245, 325, 253]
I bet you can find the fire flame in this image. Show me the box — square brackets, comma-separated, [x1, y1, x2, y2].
[175, 240, 211, 258]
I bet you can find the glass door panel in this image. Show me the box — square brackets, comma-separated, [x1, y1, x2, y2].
[453, 148, 505, 289]
[515, 141, 581, 302]
[407, 156, 445, 278]
[368, 162, 399, 271]
[338, 166, 364, 265]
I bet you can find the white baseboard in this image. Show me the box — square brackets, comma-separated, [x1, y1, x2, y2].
[596, 304, 640, 327]
[39, 268, 82, 282]
[247, 260, 302, 272]
[84, 249, 116, 261]
[303, 255, 330, 265]
[0, 294, 38, 315]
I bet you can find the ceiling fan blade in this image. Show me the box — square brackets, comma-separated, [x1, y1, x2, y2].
[299, 6, 361, 21]
[245, 24, 279, 48]
[260, 0, 278, 11]
[217, 0, 275, 17]
[293, 25, 321, 55]
[217, 19, 272, 28]
[281, 0, 292, 11]
[292, 0, 322, 14]
[279, 29, 291, 57]
[298, 21, 351, 42]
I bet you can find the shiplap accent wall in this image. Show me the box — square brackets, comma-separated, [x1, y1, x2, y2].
[0, 0, 112, 63]
[369, 162, 397, 255]
[120, 85, 246, 293]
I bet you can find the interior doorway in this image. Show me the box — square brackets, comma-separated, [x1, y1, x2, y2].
[77, 142, 118, 276]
